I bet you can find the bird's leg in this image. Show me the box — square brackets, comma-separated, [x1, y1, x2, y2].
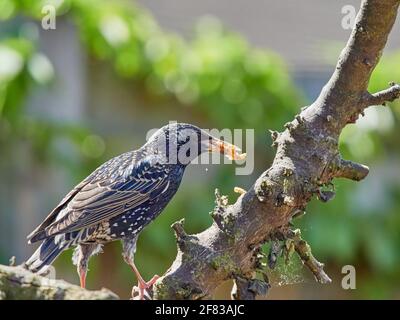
[122, 237, 159, 300]
[78, 265, 87, 289]
[73, 246, 89, 289]
[125, 259, 160, 300]
[72, 243, 102, 289]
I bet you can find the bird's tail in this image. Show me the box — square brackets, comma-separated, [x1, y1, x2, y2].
[24, 237, 68, 274]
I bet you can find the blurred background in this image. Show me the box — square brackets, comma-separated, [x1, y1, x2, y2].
[1, 0, 400, 299]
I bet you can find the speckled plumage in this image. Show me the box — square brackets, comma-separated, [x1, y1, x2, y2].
[26, 145, 184, 273]
[24, 123, 243, 296]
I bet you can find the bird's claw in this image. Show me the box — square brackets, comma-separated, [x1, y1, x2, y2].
[130, 275, 160, 300]
[131, 286, 151, 300]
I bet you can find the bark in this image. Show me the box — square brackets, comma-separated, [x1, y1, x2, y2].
[3, 0, 399, 301]
[152, 0, 400, 300]
[0, 264, 118, 300]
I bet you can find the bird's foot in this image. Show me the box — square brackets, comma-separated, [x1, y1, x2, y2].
[131, 275, 160, 300]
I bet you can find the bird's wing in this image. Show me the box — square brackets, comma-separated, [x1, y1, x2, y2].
[27, 178, 92, 242]
[27, 152, 137, 242]
[30, 155, 172, 241]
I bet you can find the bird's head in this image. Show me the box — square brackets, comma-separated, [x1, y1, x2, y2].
[145, 123, 246, 165]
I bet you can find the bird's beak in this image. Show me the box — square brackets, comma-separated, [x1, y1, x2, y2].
[207, 137, 246, 161]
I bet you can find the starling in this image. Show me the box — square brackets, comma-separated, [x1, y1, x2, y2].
[24, 123, 246, 299]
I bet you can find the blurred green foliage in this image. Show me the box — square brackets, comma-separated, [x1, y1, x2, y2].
[1, 0, 400, 299]
[6, 0, 299, 126]
[0, 35, 93, 172]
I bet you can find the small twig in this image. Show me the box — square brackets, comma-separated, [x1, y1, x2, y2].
[334, 158, 369, 181]
[171, 219, 190, 252]
[171, 219, 187, 240]
[288, 230, 331, 284]
[365, 83, 400, 106]
[9, 256, 16, 267]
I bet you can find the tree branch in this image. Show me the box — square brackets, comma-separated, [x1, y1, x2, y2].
[0, 264, 118, 300]
[6, 0, 397, 300]
[287, 229, 332, 284]
[365, 83, 400, 106]
[334, 158, 370, 181]
[152, 0, 400, 300]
